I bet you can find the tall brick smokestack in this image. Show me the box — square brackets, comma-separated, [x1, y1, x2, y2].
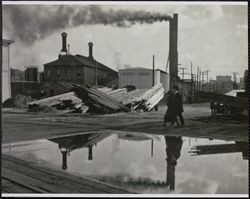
[88, 42, 93, 59]
[61, 32, 67, 54]
[169, 13, 178, 89]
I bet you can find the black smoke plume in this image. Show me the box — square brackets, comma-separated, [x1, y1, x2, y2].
[3, 5, 172, 45]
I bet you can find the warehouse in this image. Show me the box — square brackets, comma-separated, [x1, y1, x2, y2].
[118, 67, 169, 91]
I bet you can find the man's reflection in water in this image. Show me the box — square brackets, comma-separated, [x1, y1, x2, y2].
[164, 136, 183, 191]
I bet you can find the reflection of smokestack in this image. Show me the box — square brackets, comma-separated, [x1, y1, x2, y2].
[88, 145, 93, 161]
[61, 32, 67, 54]
[88, 42, 93, 59]
[62, 151, 68, 170]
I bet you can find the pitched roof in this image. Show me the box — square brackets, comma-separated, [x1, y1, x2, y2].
[75, 55, 117, 73]
[44, 54, 117, 74]
[44, 55, 83, 67]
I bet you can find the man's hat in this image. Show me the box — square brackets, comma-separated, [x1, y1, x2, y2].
[173, 85, 179, 90]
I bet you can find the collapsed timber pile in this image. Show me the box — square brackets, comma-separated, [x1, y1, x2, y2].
[134, 83, 165, 111]
[27, 92, 87, 113]
[71, 84, 130, 114]
[27, 83, 165, 114]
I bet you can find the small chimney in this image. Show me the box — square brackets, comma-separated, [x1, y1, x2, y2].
[61, 32, 67, 54]
[88, 42, 93, 59]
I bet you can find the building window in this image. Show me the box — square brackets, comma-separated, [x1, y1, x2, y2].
[77, 70, 81, 77]
[47, 70, 51, 77]
[57, 70, 61, 77]
[67, 70, 70, 77]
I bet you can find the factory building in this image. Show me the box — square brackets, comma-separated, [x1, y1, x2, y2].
[216, 75, 232, 82]
[44, 33, 118, 89]
[2, 39, 14, 103]
[24, 67, 39, 82]
[11, 69, 25, 82]
[215, 75, 234, 94]
[118, 67, 169, 91]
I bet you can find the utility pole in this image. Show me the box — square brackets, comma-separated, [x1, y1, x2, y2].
[166, 53, 169, 72]
[152, 54, 155, 87]
[232, 72, 239, 89]
[191, 62, 193, 102]
[197, 66, 199, 92]
[95, 60, 98, 86]
[179, 67, 188, 97]
[199, 68, 202, 91]
[203, 70, 210, 91]
[201, 71, 204, 91]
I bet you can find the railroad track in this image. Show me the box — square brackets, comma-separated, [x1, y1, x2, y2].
[2, 175, 47, 193]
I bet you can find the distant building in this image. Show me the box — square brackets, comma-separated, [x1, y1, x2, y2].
[39, 72, 44, 83]
[11, 82, 43, 99]
[2, 39, 14, 102]
[42, 82, 72, 98]
[177, 79, 193, 103]
[44, 33, 118, 89]
[239, 77, 245, 89]
[202, 80, 217, 92]
[216, 76, 232, 82]
[11, 68, 25, 82]
[215, 75, 234, 94]
[118, 67, 169, 91]
[24, 67, 39, 82]
[243, 70, 248, 91]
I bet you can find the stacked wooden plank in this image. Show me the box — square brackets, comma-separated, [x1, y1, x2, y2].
[27, 92, 79, 107]
[97, 87, 113, 93]
[121, 89, 147, 106]
[134, 83, 165, 111]
[27, 83, 165, 114]
[106, 88, 128, 102]
[72, 84, 130, 114]
[27, 92, 85, 113]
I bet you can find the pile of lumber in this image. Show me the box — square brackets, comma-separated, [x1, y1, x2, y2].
[133, 84, 165, 111]
[97, 84, 164, 111]
[27, 92, 86, 113]
[71, 84, 130, 114]
[27, 83, 165, 114]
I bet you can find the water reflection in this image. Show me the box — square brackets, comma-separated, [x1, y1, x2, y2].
[48, 132, 112, 170]
[2, 131, 248, 194]
[190, 141, 249, 160]
[118, 132, 154, 157]
[164, 136, 183, 191]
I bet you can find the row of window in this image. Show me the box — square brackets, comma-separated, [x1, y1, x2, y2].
[47, 69, 82, 77]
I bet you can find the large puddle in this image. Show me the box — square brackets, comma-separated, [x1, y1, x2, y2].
[2, 131, 249, 194]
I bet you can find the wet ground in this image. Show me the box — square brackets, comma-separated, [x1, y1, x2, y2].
[2, 130, 248, 194]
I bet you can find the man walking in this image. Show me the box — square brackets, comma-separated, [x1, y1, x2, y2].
[173, 86, 185, 126]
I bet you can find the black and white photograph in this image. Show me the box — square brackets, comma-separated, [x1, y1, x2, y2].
[1, 1, 248, 197]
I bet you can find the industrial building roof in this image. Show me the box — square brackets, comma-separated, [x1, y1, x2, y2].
[119, 67, 168, 74]
[44, 54, 117, 74]
[2, 39, 14, 46]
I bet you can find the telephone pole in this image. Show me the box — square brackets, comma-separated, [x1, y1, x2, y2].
[152, 55, 155, 87]
[232, 72, 239, 89]
[191, 62, 194, 101]
[196, 66, 199, 92]
[179, 67, 188, 97]
[201, 71, 204, 91]
[203, 70, 210, 91]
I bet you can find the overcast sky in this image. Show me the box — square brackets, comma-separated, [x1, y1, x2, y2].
[2, 2, 248, 80]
